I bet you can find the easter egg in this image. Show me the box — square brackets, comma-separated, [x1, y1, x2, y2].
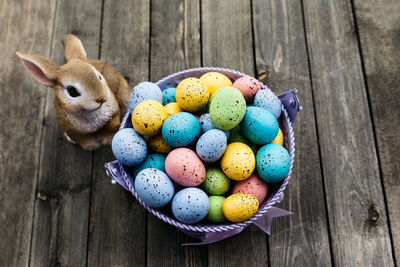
[254, 89, 282, 119]
[172, 187, 209, 224]
[256, 143, 291, 183]
[202, 168, 230, 195]
[147, 133, 172, 154]
[209, 87, 246, 130]
[232, 174, 268, 204]
[176, 78, 209, 112]
[200, 72, 232, 95]
[196, 129, 227, 162]
[133, 154, 166, 177]
[207, 196, 227, 223]
[132, 100, 168, 136]
[162, 112, 201, 147]
[271, 128, 284, 146]
[222, 193, 259, 222]
[228, 126, 258, 154]
[129, 82, 163, 112]
[111, 128, 147, 166]
[233, 76, 261, 103]
[162, 87, 176, 105]
[134, 168, 174, 208]
[239, 106, 279, 145]
[199, 113, 230, 138]
[220, 142, 255, 181]
[165, 102, 183, 117]
[165, 148, 206, 186]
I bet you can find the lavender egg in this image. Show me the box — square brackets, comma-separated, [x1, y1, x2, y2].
[196, 129, 227, 162]
[256, 143, 291, 183]
[129, 82, 163, 112]
[254, 89, 282, 119]
[199, 113, 230, 138]
[133, 153, 166, 177]
[162, 112, 201, 147]
[134, 168, 174, 208]
[111, 128, 147, 166]
[172, 187, 209, 224]
[162, 87, 176, 105]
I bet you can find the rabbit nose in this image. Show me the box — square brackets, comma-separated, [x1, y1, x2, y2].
[96, 97, 105, 103]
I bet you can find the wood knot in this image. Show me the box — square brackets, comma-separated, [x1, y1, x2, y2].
[368, 205, 380, 224]
[256, 66, 271, 82]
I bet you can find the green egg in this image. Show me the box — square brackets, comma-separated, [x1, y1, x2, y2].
[207, 196, 227, 223]
[228, 126, 259, 154]
[202, 168, 231, 195]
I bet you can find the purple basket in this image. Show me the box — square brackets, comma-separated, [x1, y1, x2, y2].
[105, 67, 301, 245]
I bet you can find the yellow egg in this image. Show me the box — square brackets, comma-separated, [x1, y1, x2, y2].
[220, 142, 255, 180]
[176, 78, 209, 112]
[165, 102, 183, 117]
[147, 133, 172, 154]
[222, 193, 259, 222]
[200, 72, 233, 95]
[132, 100, 168, 136]
[271, 128, 284, 146]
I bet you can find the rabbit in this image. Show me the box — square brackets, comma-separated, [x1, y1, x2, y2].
[16, 34, 131, 150]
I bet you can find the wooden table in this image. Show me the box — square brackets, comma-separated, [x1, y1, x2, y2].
[1, 0, 399, 266]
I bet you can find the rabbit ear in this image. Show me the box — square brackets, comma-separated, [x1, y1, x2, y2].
[16, 51, 59, 86]
[62, 34, 87, 62]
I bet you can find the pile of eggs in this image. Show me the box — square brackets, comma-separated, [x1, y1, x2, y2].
[112, 72, 290, 225]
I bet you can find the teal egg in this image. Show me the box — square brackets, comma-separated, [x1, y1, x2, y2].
[133, 154, 166, 177]
[256, 143, 290, 183]
[162, 87, 176, 105]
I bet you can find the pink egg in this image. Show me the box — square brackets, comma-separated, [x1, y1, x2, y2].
[232, 174, 268, 204]
[233, 76, 262, 103]
[165, 148, 206, 187]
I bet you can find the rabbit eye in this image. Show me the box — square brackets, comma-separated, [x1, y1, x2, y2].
[98, 74, 102, 81]
[66, 86, 80, 97]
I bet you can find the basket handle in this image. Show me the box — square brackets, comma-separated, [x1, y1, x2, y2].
[278, 89, 302, 124]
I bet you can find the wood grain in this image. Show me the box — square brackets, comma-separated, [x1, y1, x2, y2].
[86, 0, 149, 266]
[302, 0, 395, 265]
[0, 0, 56, 266]
[252, 0, 333, 265]
[353, 0, 400, 264]
[29, 1, 102, 266]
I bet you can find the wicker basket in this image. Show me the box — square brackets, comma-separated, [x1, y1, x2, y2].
[105, 67, 301, 244]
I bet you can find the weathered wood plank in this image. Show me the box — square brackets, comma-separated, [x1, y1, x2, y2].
[87, 0, 149, 266]
[353, 1, 400, 264]
[302, 0, 394, 265]
[252, 0, 333, 265]
[0, 1, 56, 266]
[202, 1, 268, 266]
[147, 1, 206, 266]
[29, 1, 102, 266]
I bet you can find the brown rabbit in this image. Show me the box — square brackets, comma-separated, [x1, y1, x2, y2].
[16, 34, 131, 150]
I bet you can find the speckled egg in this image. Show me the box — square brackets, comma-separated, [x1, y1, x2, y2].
[222, 193, 259, 222]
[165, 102, 183, 117]
[112, 128, 147, 166]
[228, 126, 258, 154]
[232, 174, 268, 204]
[134, 168, 174, 208]
[233, 76, 261, 103]
[200, 72, 233, 95]
[165, 148, 206, 186]
[162, 112, 201, 147]
[239, 106, 279, 145]
[133, 153, 166, 177]
[129, 82, 163, 112]
[147, 133, 172, 154]
[256, 143, 291, 183]
[207, 196, 227, 223]
[132, 100, 168, 136]
[199, 113, 230, 138]
[176, 78, 209, 112]
[220, 142, 255, 181]
[271, 128, 284, 146]
[202, 168, 230, 195]
[196, 129, 227, 162]
[172, 187, 209, 224]
[254, 89, 282, 119]
[162, 87, 176, 105]
[209, 87, 246, 130]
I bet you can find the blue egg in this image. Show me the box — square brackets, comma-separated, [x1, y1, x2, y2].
[133, 154, 166, 177]
[134, 168, 175, 208]
[199, 113, 230, 138]
[112, 128, 147, 166]
[239, 106, 279, 145]
[196, 129, 227, 162]
[129, 82, 163, 112]
[162, 87, 176, 105]
[254, 89, 282, 118]
[172, 187, 209, 224]
[162, 112, 201, 147]
[256, 143, 291, 183]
